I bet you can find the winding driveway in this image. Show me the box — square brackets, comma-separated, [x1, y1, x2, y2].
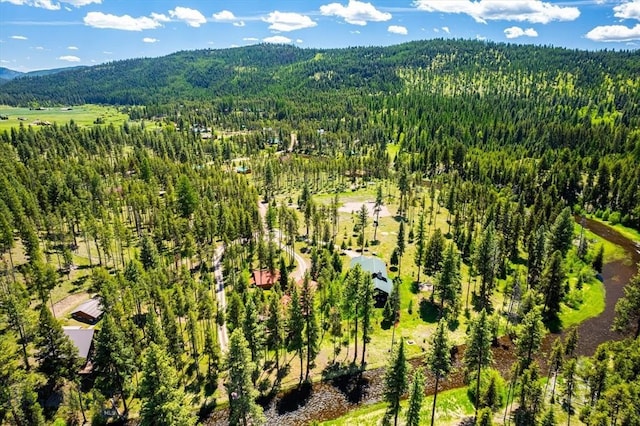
[212, 200, 309, 352]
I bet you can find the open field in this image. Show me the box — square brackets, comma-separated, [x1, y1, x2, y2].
[0, 104, 128, 133]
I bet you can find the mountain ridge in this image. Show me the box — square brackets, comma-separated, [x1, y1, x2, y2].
[0, 40, 638, 106]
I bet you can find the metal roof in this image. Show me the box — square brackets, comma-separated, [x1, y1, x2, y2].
[350, 256, 392, 294]
[71, 298, 103, 320]
[63, 328, 95, 359]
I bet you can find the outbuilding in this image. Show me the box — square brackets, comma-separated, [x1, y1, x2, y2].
[71, 298, 103, 324]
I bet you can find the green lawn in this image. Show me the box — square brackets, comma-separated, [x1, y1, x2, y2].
[0, 104, 128, 133]
[320, 386, 475, 426]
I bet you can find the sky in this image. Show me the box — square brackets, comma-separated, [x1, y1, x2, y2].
[1, 0, 639, 72]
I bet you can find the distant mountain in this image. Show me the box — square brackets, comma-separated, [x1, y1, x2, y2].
[0, 40, 638, 106]
[0, 67, 24, 82]
[0, 65, 87, 85]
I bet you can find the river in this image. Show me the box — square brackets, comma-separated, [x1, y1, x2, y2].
[206, 218, 640, 426]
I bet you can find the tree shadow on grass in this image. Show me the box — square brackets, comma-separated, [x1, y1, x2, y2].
[419, 298, 439, 323]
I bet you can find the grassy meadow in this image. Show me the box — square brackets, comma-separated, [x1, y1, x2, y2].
[0, 104, 128, 133]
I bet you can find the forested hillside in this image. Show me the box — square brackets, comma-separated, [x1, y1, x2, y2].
[1, 40, 639, 425]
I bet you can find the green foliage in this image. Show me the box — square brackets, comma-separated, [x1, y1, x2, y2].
[384, 339, 408, 426]
[405, 367, 425, 426]
[35, 305, 79, 386]
[225, 329, 264, 426]
[140, 343, 196, 426]
[467, 368, 506, 411]
[612, 266, 640, 338]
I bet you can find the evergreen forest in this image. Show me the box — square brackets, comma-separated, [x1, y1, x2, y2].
[1, 40, 639, 426]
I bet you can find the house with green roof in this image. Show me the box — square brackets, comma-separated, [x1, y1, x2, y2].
[350, 256, 391, 304]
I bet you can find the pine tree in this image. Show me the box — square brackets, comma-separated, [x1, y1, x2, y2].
[415, 209, 427, 284]
[540, 406, 557, 426]
[405, 367, 425, 426]
[93, 314, 136, 414]
[358, 204, 368, 253]
[140, 234, 160, 271]
[424, 228, 445, 276]
[359, 273, 374, 367]
[464, 310, 493, 420]
[396, 220, 405, 274]
[527, 225, 547, 289]
[35, 305, 79, 386]
[225, 329, 264, 426]
[473, 222, 499, 311]
[373, 185, 383, 243]
[436, 242, 462, 315]
[561, 358, 577, 424]
[541, 251, 566, 323]
[266, 290, 284, 373]
[515, 306, 545, 372]
[140, 343, 196, 426]
[612, 267, 640, 338]
[384, 339, 408, 426]
[300, 275, 320, 381]
[287, 285, 305, 384]
[427, 320, 453, 426]
[177, 174, 198, 218]
[546, 207, 574, 257]
[243, 295, 264, 365]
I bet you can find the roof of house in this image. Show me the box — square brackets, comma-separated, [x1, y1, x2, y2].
[350, 256, 392, 294]
[71, 298, 103, 320]
[251, 269, 280, 289]
[63, 328, 95, 359]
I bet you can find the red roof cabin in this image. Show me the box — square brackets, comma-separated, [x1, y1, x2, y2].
[251, 269, 280, 290]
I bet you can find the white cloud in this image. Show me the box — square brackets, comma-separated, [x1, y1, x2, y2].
[169, 7, 206, 27]
[320, 0, 392, 26]
[296, 38, 303, 43]
[413, 0, 580, 24]
[35, 46, 44, 50]
[61, 0, 100, 5]
[11, 35, 28, 40]
[442, 26, 450, 33]
[263, 11, 317, 31]
[151, 12, 170, 23]
[263, 35, 292, 44]
[504, 26, 538, 38]
[67, 45, 78, 50]
[212, 9, 245, 27]
[476, 34, 487, 40]
[388, 25, 408, 35]
[212, 10, 236, 21]
[614, 0, 640, 20]
[1, 0, 59, 10]
[102, 51, 112, 54]
[243, 37, 259, 41]
[58, 55, 80, 62]
[143, 37, 158, 43]
[585, 23, 640, 41]
[0, 0, 99, 8]
[84, 12, 162, 31]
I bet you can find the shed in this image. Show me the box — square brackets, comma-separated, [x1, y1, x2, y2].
[350, 256, 391, 303]
[71, 298, 103, 324]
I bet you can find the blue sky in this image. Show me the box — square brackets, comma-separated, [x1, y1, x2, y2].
[1, 0, 639, 72]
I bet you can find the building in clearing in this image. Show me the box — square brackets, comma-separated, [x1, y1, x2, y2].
[71, 298, 103, 324]
[63, 327, 95, 374]
[350, 256, 391, 304]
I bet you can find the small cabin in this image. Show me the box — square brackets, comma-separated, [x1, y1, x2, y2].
[71, 298, 104, 324]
